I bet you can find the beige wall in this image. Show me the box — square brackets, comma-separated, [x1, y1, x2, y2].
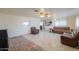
[0, 12, 78, 37]
[67, 15, 76, 29]
[0, 13, 41, 38]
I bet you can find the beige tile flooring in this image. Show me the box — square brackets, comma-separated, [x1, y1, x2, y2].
[9, 30, 79, 51]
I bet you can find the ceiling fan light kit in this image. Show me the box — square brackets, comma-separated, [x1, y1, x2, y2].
[36, 8, 57, 19]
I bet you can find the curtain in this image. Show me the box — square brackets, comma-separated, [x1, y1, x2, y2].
[55, 18, 67, 27]
[75, 17, 79, 30]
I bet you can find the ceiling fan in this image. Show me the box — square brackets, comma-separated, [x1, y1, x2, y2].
[34, 8, 51, 18]
[34, 8, 44, 12]
[34, 8, 57, 20]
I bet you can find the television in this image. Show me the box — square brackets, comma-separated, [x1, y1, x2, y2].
[0, 29, 8, 51]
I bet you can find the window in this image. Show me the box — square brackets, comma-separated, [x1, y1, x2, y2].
[22, 22, 29, 26]
[40, 21, 43, 26]
[54, 18, 67, 27]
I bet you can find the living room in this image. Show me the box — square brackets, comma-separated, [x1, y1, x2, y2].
[0, 8, 79, 51]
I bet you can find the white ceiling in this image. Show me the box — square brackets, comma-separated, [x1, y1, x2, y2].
[0, 8, 79, 17]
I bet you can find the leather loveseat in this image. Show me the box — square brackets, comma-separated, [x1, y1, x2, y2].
[61, 31, 79, 47]
[52, 27, 70, 34]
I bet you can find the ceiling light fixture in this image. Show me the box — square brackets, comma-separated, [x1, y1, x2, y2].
[35, 8, 57, 19]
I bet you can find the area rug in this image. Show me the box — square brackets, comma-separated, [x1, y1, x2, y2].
[8, 36, 44, 51]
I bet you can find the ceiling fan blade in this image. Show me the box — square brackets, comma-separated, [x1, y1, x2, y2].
[34, 10, 39, 12]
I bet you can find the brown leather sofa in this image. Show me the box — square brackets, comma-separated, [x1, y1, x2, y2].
[30, 27, 39, 34]
[52, 27, 70, 34]
[61, 32, 79, 47]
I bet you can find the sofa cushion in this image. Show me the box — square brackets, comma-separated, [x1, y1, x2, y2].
[73, 31, 78, 39]
[63, 33, 72, 38]
[70, 30, 77, 38]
